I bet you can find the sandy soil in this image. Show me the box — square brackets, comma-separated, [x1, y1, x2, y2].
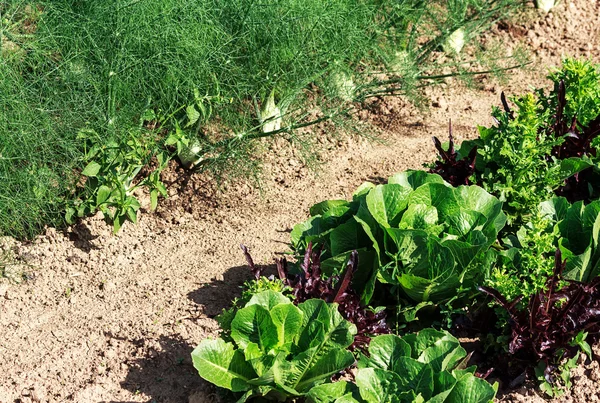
[1, 1, 600, 402]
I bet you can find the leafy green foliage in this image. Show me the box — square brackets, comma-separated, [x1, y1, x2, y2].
[66, 129, 169, 233]
[430, 59, 600, 223]
[1, 0, 524, 238]
[292, 171, 506, 319]
[487, 212, 557, 302]
[539, 197, 600, 282]
[480, 250, 600, 394]
[216, 277, 290, 342]
[192, 291, 357, 402]
[308, 329, 498, 403]
[546, 59, 600, 128]
[232, 244, 390, 351]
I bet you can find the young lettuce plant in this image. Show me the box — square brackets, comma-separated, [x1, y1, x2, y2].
[479, 249, 600, 395]
[291, 170, 506, 320]
[308, 329, 498, 403]
[192, 291, 356, 402]
[236, 244, 390, 351]
[539, 197, 600, 282]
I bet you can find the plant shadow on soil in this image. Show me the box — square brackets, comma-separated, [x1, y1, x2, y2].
[101, 333, 214, 403]
[187, 263, 277, 318]
[101, 263, 277, 403]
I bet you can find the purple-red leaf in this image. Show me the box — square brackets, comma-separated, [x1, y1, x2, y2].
[240, 244, 262, 279]
[243, 243, 389, 350]
[483, 249, 600, 383]
[430, 120, 477, 187]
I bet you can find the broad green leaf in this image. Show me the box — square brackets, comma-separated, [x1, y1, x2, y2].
[330, 219, 368, 256]
[388, 170, 446, 190]
[408, 183, 452, 212]
[244, 342, 277, 376]
[353, 182, 376, 200]
[430, 370, 458, 401]
[384, 228, 430, 274]
[270, 303, 303, 351]
[310, 200, 351, 217]
[354, 215, 382, 263]
[559, 201, 589, 254]
[555, 200, 600, 282]
[355, 368, 404, 403]
[297, 299, 357, 351]
[419, 340, 466, 372]
[366, 184, 412, 228]
[306, 381, 359, 403]
[398, 274, 441, 303]
[291, 216, 333, 249]
[293, 349, 355, 392]
[398, 204, 441, 233]
[443, 210, 486, 239]
[231, 304, 279, 353]
[441, 237, 485, 269]
[444, 373, 497, 403]
[559, 157, 593, 179]
[360, 334, 411, 372]
[191, 338, 257, 392]
[96, 185, 111, 205]
[82, 161, 101, 177]
[393, 357, 434, 400]
[402, 329, 450, 359]
[539, 197, 570, 222]
[246, 290, 291, 310]
[453, 185, 505, 223]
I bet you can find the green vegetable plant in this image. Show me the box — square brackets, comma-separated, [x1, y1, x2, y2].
[487, 211, 557, 302]
[430, 59, 600, 224]
[291, 170, 506, 319]
[539, 197, 600, 282]
[308, 329, 498, 403]
[192, 291, 357, 402]
[66, 129, 169, 233]
[479, 249, 600, 396]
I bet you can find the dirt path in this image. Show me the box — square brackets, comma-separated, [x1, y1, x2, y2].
[1, 2, 600, 402]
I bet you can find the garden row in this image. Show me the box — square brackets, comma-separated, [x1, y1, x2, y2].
[1, 0, 528, 238]
[192, 59, 600, 402]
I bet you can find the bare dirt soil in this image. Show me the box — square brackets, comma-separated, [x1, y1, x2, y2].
[1, 1, 600, 402]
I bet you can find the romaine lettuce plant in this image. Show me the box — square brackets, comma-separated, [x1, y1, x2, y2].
[540, 197, 600, 282]
[291, 171, 506, 316]
[231, 244, 390, 351]
[192, 291, 357, 402]
[308, 329, 498, 403]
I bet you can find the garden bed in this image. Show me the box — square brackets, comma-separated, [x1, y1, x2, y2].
[1, 1, 600, 402]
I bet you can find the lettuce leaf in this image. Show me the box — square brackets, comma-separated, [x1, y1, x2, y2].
[292, 171, 505, 308]
[192, 291, 357, 401]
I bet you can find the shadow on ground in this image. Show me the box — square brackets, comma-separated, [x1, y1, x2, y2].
[103, 263, 279, 403]
[187, 263, 277, 317]
[102, 334, 212, 403]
